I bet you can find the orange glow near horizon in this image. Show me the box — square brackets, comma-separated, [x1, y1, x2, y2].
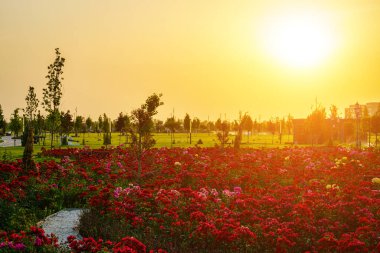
[0, 1, 379, 121]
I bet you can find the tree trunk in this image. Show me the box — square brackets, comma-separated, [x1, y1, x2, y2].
[22, 126, 34, 170]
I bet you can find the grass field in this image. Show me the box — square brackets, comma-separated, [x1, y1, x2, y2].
[0, 132, 293, 160]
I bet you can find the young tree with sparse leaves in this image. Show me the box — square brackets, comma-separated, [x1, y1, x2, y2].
[129, 93, 163, 179]
[24, 86, 39, 123]
[42, 48, 65, 148]
[22, 86, 39, 169]
[233, 113, 244, 149]
[215, 118, 230, 148]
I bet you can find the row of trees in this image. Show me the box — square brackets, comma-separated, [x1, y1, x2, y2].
[0, 48, 164, 179]
[303, 104, 380, 146]
[2, 49, 379, 153]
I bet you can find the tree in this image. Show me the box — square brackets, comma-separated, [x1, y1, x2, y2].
[154, 119, 165, 132]
[98, 115, 104, 135]
[241, 113, 253, 143]
[60, 110, 73, 143]
[192, 118, 201, 133]
[276, 117, 285, 144]
[329, 105, 339, 143]
[215, 118, 230, 148]
[0, 104, 5, 135]
[102, 113, 111, 146]
[42, 48, 65, 148]
[115, 112, 129, 134]
[329, 105, 338, 121]
[74, 116, 84, 137]
[184, 113, 191, 144]
[85, 116, 93, 135]
[22, 124, 35, 170]
[9, 108, 22, 137]
[164, 116, 181, 146]
[306, 105, 327, 145]
[22, 86, 39, 145]
[129, 93, 163, 179]
[233, 113, 244, 149]
[24, 86, 39, 123]
[22, 86, 39, 166]
[35, 111, 45, 145]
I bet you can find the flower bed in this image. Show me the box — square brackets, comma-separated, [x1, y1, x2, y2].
[1, 147, 380, 252]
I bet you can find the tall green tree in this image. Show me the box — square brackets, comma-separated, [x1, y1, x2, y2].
[9, 108, 22, 137]
[192, 117, 201, 133]
[42, 48, 65, 148]
[85, 116, 93, 134]
[129, 93, 163, 179]
[60, 110, 73, 137]
[102, 113, 111, 146]
[97, 115, 104, 135]
[184, 113, 191, 144]
[115, 112, 129, 133]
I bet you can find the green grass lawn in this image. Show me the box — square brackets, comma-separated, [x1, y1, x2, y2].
[1, 131, 378, 161]
[0, 132, 294, 160]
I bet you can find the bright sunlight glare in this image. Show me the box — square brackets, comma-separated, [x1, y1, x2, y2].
[259, 10, 337, 69]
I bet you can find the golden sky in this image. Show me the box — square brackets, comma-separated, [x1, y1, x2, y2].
[0, 0, 379, 121]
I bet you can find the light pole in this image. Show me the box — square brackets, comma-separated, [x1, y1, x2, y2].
[354, 102, 361, 148]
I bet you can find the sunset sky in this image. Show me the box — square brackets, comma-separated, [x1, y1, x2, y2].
[0, 0, 379, 122]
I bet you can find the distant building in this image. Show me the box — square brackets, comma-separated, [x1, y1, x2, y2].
[366, 102, 380, 116]
[345, 102, 380, 118]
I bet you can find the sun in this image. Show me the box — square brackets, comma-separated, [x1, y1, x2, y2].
[260, 10, 337, 69]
